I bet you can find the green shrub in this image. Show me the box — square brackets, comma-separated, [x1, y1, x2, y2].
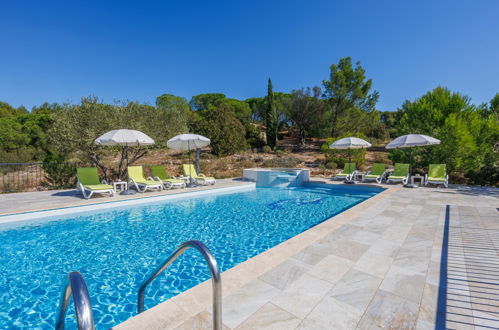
[262, 145, 273, 153]
[325, 161, 337, 170]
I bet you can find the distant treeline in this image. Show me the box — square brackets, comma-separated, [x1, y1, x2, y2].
[1, 57, 497, 185]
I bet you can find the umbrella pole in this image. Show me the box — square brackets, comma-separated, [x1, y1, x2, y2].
[346, 148, 355, 184]
[188, 141, 193, 186]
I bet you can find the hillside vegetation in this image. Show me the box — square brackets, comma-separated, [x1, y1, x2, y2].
[1, 57, 497, 186]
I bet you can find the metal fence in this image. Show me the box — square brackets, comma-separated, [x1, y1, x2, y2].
[0, 162, 80, 193]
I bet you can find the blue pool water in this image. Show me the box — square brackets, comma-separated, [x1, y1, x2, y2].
[0, 185, 382, 329]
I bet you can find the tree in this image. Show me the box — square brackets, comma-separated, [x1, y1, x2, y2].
[391, 87, 498, 185]
[221, 98, 252, 125]
[196, 104, 247, 156]
[265, 78, 278, 149]
[322, 57, 379, 137]
[49, 97, 188, 180]
[489, 93, 499, 115]
[156, 94, 190, 112]
[288, 86, 326, 146]
[189, 93, 226, 111]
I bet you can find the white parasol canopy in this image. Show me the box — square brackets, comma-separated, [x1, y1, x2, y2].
[167, 134, 210, 151]
[385, 134, 440, 149]
[95, 129, 155, 146]
[329, 137, 372, 150]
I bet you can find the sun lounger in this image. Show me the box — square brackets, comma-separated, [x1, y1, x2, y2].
[128, 166, 163, 192]
[182, 164, 216, 185]
[149, 165, 186, 189]
[362, 163, 386, 184]
[333, 163, 357, 181]
[76, 167, 114, 199]
[424, 164, 448, 188]
[386, 163, 409, 184]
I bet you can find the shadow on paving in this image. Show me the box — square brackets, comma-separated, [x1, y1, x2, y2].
[436, 205, 499, 329]
[433, 186, 499, 198]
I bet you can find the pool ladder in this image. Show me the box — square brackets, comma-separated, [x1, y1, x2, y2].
[55, 271, 95, 330]
[55, 240, 221, 330]
[138, 240, 222, 329]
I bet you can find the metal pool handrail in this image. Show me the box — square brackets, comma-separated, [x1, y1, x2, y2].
[55, 271, 95, 330]
[137, 240, 222, 330]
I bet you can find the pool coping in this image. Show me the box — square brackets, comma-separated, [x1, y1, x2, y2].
[0, 183, 256, 225]
[113, 183, 398, 329]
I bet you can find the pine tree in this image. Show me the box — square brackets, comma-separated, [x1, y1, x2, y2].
[266, 78, 277, 149]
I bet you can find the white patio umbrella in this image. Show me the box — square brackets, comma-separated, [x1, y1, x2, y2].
[386, 134, 441, 187]
[95, 129, 155, 185]
[329, 137, 371, 184]
[167, 134, 210, 185]
[95, 129, 155, 147]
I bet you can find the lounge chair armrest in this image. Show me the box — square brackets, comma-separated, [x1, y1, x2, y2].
[153, 176, 162, 181]
[101, 179, 109, 185]
[147, 176, 154, 181]
[198, 173, 207, 177]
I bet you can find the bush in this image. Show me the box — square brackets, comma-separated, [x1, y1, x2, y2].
[325, 161, 337, 170]
[262, 145, 273, 153]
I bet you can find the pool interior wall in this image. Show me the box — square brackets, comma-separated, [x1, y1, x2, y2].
[0, 184, 383, 328]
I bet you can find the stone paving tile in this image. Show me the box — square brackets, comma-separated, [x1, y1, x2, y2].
[219, 279, 281, 329]
[259, 258, 311, 290]
[297, 296, 363, 330]
[174, 311, 231, 330]
[379, 265, 426, 303]
[328, 269, 382, 313]
[357, 290, 419, 329]
[417, 283, 439, 325]
[392, 247, 431, 274]
[270, 273, 333, 318]
[291, 242, 332, 266]
[234, 303, 301, 330]
[348, 229, 381, 245]
[353, 251, 393, 278]
[318, 238, 370, 262]
[307, 254, 354, 284]
[367, 239, 401, 258]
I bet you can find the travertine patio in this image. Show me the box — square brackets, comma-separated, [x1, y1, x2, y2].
[1, 180, 498, 329]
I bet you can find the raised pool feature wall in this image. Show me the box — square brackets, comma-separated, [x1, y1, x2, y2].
[242, 168, 310, 187]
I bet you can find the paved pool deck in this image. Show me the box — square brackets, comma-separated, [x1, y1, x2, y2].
[1, 180, 498, 329]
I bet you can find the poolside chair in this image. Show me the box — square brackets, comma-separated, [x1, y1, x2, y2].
[362, 163, 386, 184]
[386, 163, 409, 184]
[425, 164, 449, 188]
[149, 165, 186, 189]
[333, 163, 357, 181]
[128, 166, 163, 192]
[76, 167, 114, 199]
[182, 164, 216, 185]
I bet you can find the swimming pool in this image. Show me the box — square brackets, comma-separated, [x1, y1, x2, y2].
[0, 184, 383, 328]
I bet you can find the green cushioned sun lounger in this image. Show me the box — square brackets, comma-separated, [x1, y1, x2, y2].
[182, 164, 216, 185]
[362, 163, 386, 184]
[333, 163, 356, 181]
[128, 166, 163, 192]
[425, 164, 448, 188]
[387, 163, 409, 184]
[76, 167, 114, 199]
[150, 165, 186, 189]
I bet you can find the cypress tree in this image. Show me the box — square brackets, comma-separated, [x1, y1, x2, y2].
[266, 78, 277, 149]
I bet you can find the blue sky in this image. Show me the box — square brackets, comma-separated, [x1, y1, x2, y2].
[1, 0, 498, 111]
